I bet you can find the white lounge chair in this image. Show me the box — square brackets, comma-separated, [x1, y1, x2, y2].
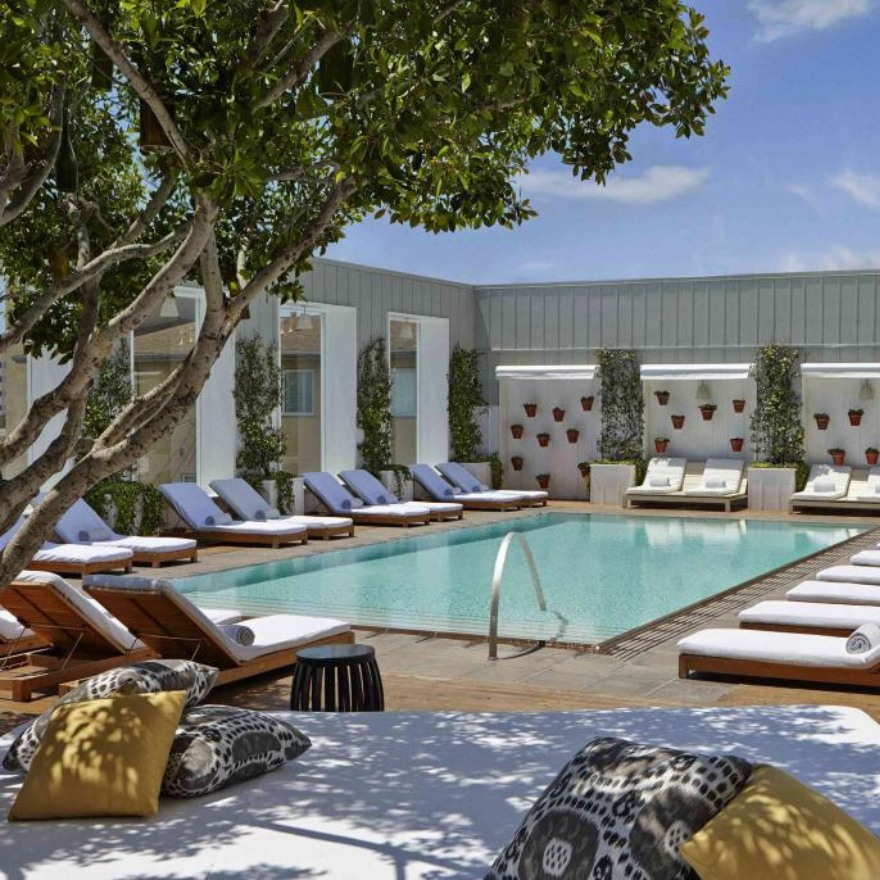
[789, 464, 851, 511]
[210, 478, 354, 540]
[83, 575, 353, 685]
[678, 626, 880, 687]
[410, 464, 525, 511]
[787, 579, 880, 606]
[0, 517, 134, 577]
[739, 599, 880, 635]
[854, 467, 880, 501]
[436, 461, 547, 507]
[55, 498, 198, 567]
[682, 458, 747, 511]
[817, 564, 880, 586]
[624, 456, 687, 506]
[338, 469, 463, 522]
[159, 483, 309, 548]
[302, 472, 432, 526]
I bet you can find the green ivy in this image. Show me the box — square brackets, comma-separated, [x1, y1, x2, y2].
[246, 470, 296, 514]
[750, 344, 805, 466]
[383, 464, 412, 499]
[447, 345, 487, 461]
[83, 340, 131, 442]
[234, 336, 286, 480]
[596, 349, 645, 463]
[357, 338, 393, 475]
[86, 479, 164, 536]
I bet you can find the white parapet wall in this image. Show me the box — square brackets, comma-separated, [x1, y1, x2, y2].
[747, 466, 796, 511]
[590, 463, 636, 507]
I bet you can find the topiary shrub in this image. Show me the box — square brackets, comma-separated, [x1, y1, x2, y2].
[596, 349, 644, 463]
[750, 344, 805, 466]
[357, 337, 393, 475]
[447, 345, 487, 461]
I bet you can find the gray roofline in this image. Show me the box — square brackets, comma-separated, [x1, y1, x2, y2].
[312, 256, 474, 291]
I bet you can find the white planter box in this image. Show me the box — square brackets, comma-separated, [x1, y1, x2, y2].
[590, 463, 636, 507]
[747, 466, 796, 511]
[260, 480, 279, 510]
[380, 470, 413, 502]
[294, 476, 317, 515]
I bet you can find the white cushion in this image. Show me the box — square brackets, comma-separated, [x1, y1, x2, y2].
[703, 477, 727, 489]
[35, 542, 133, 565]
[648, 475, 671, 488]
[813, 479, 837, 493]
[818, 565, 880, 586]
[739, 600, 880, 629]
[787, 580, 880, 605]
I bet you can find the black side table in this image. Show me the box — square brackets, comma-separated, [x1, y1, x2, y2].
[290, 644, 385, 712]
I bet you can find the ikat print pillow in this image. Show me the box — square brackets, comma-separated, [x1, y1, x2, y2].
[162, 705, 311, 798]
[485, 737, 752, 880]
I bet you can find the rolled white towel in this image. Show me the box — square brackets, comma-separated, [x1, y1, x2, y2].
[845, 623, 880, 655]
[220, 624, 255, 647]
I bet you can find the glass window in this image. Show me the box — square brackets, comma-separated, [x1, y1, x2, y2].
[391, 367, 417, 417]
[283, 369, 315, 416]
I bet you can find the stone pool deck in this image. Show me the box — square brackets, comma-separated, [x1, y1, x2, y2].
[3, 502, 880, 728]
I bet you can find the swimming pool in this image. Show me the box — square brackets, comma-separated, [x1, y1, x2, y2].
[176, 514, 865, 645]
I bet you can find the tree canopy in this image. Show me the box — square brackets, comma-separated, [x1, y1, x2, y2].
[0, 0, 728, 581]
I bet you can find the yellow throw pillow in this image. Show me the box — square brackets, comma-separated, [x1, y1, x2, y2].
[680, 764, 880, 880]
[8, 691, 186, 821]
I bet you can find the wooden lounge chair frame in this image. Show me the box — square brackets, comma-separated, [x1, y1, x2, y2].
[409, 472, 522, 512]
[183, 527, 309, 549]
[83, 583, 354, 685]
[679, 651, 880, 689]
[740, 620, 873, 638]
[0, 579, 152, 701]
[27, 557, 134, 577]
[305, 481, 432, 528]
[132, 545, 199, 567]
[303, 522, 356, 539]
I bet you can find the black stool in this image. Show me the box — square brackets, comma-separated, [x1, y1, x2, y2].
[289, 644, 385, 712]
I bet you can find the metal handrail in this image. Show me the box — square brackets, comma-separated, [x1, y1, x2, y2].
[488, 531, 547, 660]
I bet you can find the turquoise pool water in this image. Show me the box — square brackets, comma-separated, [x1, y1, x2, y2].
[176, 514, 865, 645]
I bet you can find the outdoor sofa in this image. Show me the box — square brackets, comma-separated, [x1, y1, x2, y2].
[625, 458, 747, 511]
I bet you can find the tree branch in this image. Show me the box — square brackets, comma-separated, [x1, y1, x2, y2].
[117, 170, 180, 246]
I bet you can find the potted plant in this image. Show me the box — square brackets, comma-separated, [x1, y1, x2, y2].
[510, 424, 524, 439]
[537, 432, 551, 447]
[654, 437, 669, 454]
[655, 389, 670, 406]
[536, 473, 550, 489]
[828, 447, 846, 466]
[580, 395, 594, 411]
[671, 414, 685, 430]
[511, 455, 524, 471]
[524, 402, 537, 418]
[848, 408, 864, 426]
[730, 437, 744, 452]
[732, 399, 746, 413]
[699, 403, 717, 421]
[867, 447, 879, 466]
[577, 461, 591, 478]
[552, 406, 565, 422]
[814, 412, 830, 430]
[566, 428, 580, 443]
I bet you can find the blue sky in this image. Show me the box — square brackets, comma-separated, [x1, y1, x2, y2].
[326, 1, 880, 284]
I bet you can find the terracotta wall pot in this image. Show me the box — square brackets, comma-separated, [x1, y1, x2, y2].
[511, 456, 524, 471]
[730, 438, 744, 452]
[510, 424, 524, 439]
[654, 439, 669, 453]
[732, 399, 746, 413]
[537, 433, 551, 447]
[566, 428, 580, 443]
[580, 396, 594, 411]
[671, 415, 685, 430]
[552, 407, 565, 422]
[815, 415, 830, 430]
[867, 450, 879, 466]
[655, 391, 670, 406]
[536, 475, 550, 489]
[830, 451, 846, 465]
[849, 413, 863, 426]
[700, 408, 715, 422]
[524, 403, 537, 418]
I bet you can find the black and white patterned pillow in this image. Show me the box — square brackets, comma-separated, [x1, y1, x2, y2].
[486, 737, 752, 880]
[162, 705, 311, 798]
[2, 660, 218, 773]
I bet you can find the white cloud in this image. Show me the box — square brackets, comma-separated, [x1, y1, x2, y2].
[832, 170, 880, 209]
[778, 245, 880, 273]
[785, 182, 824, 211]
[749, 0, 870, 42]
[521, 165, 709, 206]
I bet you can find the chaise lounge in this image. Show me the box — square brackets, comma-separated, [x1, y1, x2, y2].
[82, 575, 353, 685]
[410, 464, 525, 511]
[624, 457, 688, 508]
[159, 483, 309, 548]
[738, 599, 880, 636]
[338, 469, 463, 522]
[436, 461, 548, 507]
[678, 626, 880, 688]
[303, 472, 433, 526]
[787, 579, 880, 606]
[789, 464, 852, 512]
[55, 498, 198, 567]
[210, 478, 355, 539]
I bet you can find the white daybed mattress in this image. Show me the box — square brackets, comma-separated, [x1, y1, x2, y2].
[1, 706, 878, 879]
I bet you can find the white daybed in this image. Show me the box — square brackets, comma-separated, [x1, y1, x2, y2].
[624, 457, 687, 507]
[1, 706, 878, 878]
[788, 464, 852, 512]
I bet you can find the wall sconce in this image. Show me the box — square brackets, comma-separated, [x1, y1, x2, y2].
[296, 307, 314, 331]
[860, 380, 875, 401]
[696, 381, 711, 401]
[399, 322, 415, 342]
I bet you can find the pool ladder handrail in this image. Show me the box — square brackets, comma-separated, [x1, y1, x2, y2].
[489, 531, 547, 660]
